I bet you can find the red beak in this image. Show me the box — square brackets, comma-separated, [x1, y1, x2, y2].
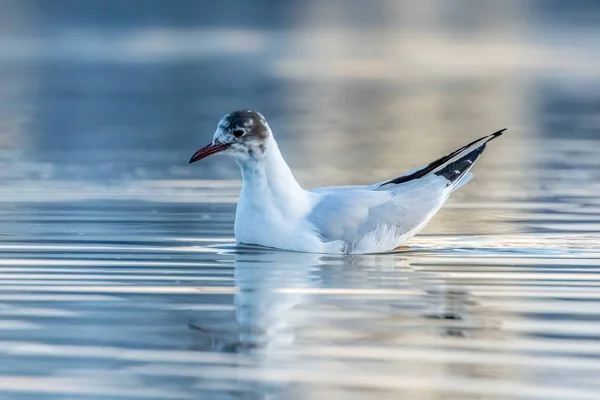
[189, 142, 230, 164]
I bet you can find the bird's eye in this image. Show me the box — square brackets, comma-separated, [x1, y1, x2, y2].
[232, 129, 245, 138]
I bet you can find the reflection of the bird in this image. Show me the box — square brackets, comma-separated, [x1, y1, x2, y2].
[190, 247, 488, 353]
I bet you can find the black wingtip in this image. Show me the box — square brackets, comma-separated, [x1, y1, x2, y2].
[490, 128, 507, 139]
[379, 128, 507, 188]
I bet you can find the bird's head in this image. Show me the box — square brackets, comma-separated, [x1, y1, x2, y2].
[189, 110, 272, 164]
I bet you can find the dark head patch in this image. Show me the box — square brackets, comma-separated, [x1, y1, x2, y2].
[219, 110, 269, 140]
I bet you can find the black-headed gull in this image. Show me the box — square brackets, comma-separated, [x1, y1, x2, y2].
[190, 110, 504, 254]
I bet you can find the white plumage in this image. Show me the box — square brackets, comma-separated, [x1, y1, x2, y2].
[189, 110, 504, 254]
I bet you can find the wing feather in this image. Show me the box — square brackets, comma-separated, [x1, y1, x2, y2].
[306, 130, 505, 253]
[307, 175, 449, 253]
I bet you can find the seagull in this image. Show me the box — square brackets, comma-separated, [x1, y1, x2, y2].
[190, 110, 504, 254]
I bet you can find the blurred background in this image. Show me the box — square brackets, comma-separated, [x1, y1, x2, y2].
[0, 0, 598, 191]
[1, 1, 600, 399]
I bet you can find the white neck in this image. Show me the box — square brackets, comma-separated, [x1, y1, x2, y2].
[237, 138, 309, 210]
[233, 136, 326, 253]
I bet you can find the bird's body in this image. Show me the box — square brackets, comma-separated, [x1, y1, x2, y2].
[190, 110, 504, 254]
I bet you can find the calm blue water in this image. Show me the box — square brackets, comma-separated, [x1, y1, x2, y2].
[0, 1, 600, 399]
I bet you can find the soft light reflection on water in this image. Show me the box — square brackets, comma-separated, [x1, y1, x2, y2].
[0, 0, 600, 399]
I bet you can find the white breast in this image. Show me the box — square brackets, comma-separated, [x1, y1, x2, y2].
[233, 140, 337, 253]
[234, 188, 331, 253]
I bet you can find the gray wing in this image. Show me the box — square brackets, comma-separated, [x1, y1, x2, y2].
[307, 175, 449, 250]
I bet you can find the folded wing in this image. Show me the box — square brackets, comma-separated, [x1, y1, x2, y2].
[307, 130, 505, 253]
